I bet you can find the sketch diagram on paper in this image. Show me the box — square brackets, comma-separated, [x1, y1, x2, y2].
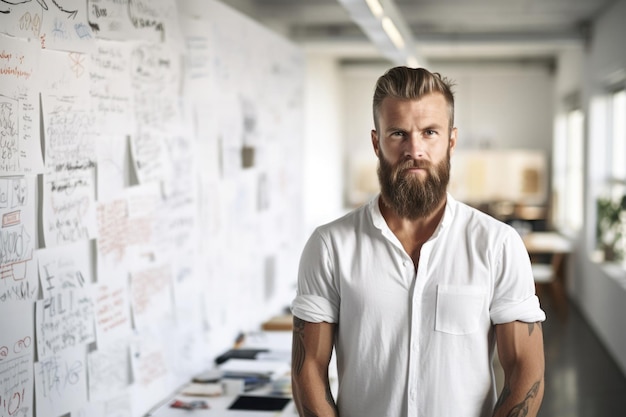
[0, 177, 38, 303]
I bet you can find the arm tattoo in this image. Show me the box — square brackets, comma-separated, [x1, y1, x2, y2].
[292, 317, 306, 375]
[527, 321, 541, 336]
[494, 380, 541, 417]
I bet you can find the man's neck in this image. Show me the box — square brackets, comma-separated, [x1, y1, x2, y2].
[379, 196, 447, 264]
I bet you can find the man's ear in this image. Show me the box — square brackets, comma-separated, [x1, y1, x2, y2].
[371, 130, 380, 157]
[449, 127, 458, 155]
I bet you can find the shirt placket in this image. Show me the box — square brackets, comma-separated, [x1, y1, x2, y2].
[406, 242, 431, 416]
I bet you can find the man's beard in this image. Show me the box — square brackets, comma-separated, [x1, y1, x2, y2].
[377, 148, 450, 220]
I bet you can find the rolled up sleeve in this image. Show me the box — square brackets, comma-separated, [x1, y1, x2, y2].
[490, 229, 546, 324]
[291, 229, 340, 324]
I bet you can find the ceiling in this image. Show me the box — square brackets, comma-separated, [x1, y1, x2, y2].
[223, 0, 616, 67]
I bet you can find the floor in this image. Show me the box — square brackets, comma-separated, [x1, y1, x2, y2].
[538, 297, 626, 416]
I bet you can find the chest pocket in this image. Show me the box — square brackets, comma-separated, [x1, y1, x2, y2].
[435, 284, 487, 335]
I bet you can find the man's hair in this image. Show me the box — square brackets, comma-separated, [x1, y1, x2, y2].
[373, 66, 455, 132]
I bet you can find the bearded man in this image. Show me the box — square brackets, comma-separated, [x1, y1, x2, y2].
[291, 66, 545, 417]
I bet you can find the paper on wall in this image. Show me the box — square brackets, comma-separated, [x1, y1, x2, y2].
[40, 49, 91, 102]
[129, 264, 173, 331]
[35, 287, 96, 360]
[0, 1, 43, 40]
[0, 176, 39, 304]
[37, 240, 94, 298]
[86, 0, 136, 41]
[41, 92, 98, 247]
[130, 332, 172, 417]
[129, 128, 167, 184]
[94, 278, 132, 344]
[96, 135, 130, 203]
[90, 40, 135, 135]
[0, 34, 44, 174]
[0, 300, 34, 417]
[129, 41, 182, 132]
[38, 0, 95, 53]
[87, 339, 131, 402]
[88, 0, 181, 45]
[34, 345, 88, 417]
[42, 169, 97, 247]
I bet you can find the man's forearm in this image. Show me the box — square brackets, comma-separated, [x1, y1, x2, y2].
[291, 317, 338, 416]
[292, 373, 338, 417]
[492, 378, 543, 417]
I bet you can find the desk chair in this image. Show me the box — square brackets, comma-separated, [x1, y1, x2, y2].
[532, 252, 568, 320]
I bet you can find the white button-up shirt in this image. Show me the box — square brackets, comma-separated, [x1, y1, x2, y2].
[292, 194, 545, 417]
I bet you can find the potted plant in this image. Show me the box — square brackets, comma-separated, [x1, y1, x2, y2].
[596, 194, 626, 261]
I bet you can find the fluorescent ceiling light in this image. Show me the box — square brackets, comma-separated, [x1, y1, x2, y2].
[382, 16, 405, 49]
[365, 0, 384, 19]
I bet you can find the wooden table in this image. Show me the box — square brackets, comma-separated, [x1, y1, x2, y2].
[522, 232, 572, 319]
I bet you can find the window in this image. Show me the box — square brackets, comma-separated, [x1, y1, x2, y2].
[609, 90, 626, 188]
[594, 88, 626, 264]
[552, 108, 584, 234]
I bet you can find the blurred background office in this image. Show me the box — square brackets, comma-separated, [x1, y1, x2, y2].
[226, 0, 626, 415]
[0, 1, 624, 416]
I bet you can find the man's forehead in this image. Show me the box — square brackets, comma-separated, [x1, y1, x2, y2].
[379, 94, 449, 119]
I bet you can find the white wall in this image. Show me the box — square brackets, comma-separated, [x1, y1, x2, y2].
[435, 63, 554, 153]
[302, 54, 346, 235]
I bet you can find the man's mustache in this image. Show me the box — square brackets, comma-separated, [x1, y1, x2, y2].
[397, 158, 431, 171]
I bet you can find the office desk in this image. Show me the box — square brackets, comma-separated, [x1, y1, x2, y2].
[148, 330, 296, 417]
[522, 232, 572, 319]
[148, 391, 297, 417]
[522, 231, 572, 255]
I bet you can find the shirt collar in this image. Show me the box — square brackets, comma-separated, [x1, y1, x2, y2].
[369, 192, 456, 237]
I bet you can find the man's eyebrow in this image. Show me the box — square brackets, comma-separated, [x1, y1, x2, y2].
[421, 123, 444, 131]
[384, 126, 406, 133]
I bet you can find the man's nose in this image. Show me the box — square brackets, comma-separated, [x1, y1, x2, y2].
[404, 133, 426, 159]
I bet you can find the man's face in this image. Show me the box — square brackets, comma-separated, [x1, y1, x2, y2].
[371, 93, 457, 219]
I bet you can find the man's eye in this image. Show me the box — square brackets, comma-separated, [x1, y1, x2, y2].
[392, 131, 405, 138]
[425, 130, 437, 136]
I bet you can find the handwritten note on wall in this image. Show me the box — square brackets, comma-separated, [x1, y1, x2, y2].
[42, 170, 97, 247]
[37, 241, 93, 298]
[129, 264, 173, 330]
[90, 40, 134, 134]
[96, 135, 130, 202]
[87, 341, 130, 401]
[130, 128, 166, 184]
[130, 42, 181, 131]
[40, 49, 90, 100]
[94, 280, 132, 344]
[0, 301, 34, 417]
[38, 0, 94, 53]
[0, 176, 39, 303]
[96, 198, 130, 282]
[0, 35, 43, 174]
[87, 0, 180, 44]
[35, 288, 96, 360]
[130, 334, 170, 417]
[0, 1, 43, 40]
[34, 345, 88, 417]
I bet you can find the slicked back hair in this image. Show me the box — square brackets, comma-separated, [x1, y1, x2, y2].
[373, 66, 455, 133]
